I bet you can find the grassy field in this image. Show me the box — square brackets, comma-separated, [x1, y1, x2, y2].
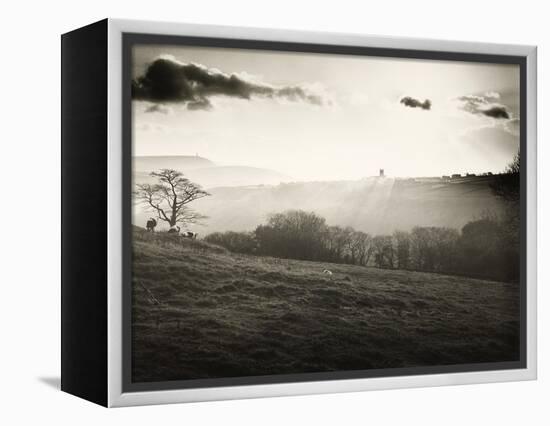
[132, 227, 520, 383]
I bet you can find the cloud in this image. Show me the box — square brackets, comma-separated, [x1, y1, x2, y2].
[186, 98, 213, 111]
[400, 96, 431, 110]
[144, 104, 172, 114]
[479, 106, 510, 119]
[456, 92, 519, 137]
[457, 92, 511, 119]
[132, 56, 328, 110]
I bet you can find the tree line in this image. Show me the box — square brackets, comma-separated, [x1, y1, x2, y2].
[205, 209, 518, 282]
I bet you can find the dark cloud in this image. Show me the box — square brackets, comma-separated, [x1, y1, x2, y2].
[457, 93, 511, 120]
[132, 56, 327, 110]
[400, 96, 432, 110]
[479, 105, 510, 119]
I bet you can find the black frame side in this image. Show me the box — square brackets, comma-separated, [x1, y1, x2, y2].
[122, 33, 528, 393]
[61, 19, 108, 407]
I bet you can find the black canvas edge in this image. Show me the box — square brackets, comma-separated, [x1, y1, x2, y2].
[61, 19, 109, 407]
[121, 32, 528, 394]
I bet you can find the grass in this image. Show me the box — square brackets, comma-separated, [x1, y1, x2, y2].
[131, 227, 520, 383]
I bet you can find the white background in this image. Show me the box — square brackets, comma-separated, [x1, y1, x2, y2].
[0, 0, 547, 424]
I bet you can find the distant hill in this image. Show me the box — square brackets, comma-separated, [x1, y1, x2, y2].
[133, 156, 291, 189]
[185, 166, 291, 188]
[133, 155, 215, 173]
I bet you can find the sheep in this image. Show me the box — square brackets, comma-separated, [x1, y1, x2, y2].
[168, 225, 181, 234]
[146, 218, 157, 232]
[181, 231, 198, 240]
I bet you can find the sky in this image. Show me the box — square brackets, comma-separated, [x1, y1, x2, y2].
[132, 44, 520, 180]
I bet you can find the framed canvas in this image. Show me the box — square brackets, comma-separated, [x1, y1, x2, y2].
[61, 19, 537, 407]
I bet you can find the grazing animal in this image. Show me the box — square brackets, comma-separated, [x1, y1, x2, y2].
[181, 231, 198, 240]
[168, 225, 181, 234]
[146, 218, 157, 232]
[322, 269, 333, 277]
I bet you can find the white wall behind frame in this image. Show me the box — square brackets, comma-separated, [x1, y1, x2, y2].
[0, 0, 547, 425]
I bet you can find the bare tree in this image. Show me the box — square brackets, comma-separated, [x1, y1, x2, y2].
[491, 150, 520, 203]
[325, 226, 346, 262]
[134, 169, 210, 227]
[490, 151, 520, 251]
[393, 230, 410, 270]
[255, 210, 327, 260]
[372, 235, 394, 268]
[343, 227, 358, 263]
[350, 231, 372, 266]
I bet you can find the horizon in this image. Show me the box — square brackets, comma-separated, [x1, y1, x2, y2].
[133, 153, 510, 180]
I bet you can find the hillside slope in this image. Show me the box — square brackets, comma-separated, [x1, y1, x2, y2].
[135, 175, 505, 234]
[132, 228, 519, 383]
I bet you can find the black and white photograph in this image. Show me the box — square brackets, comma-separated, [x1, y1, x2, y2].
[129, 42, 523, 385]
